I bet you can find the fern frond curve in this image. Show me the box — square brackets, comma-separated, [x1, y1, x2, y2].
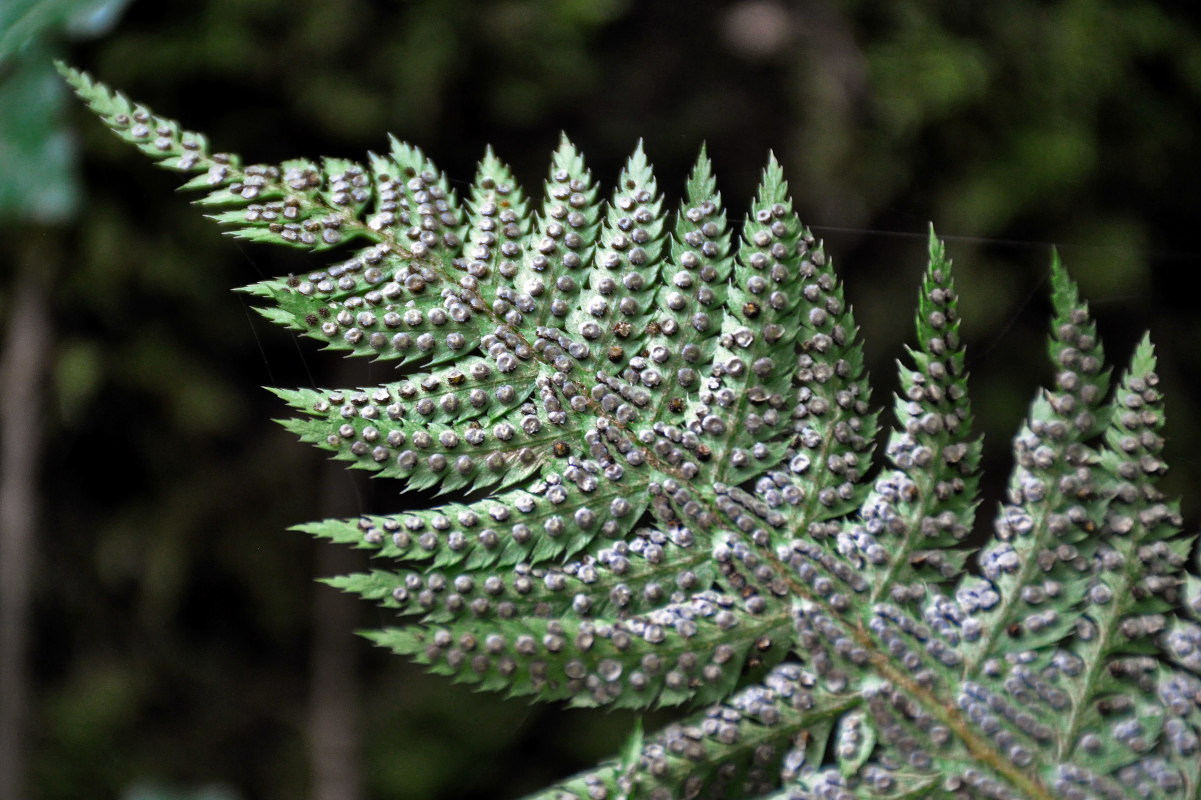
[64, 61, 1201, 800]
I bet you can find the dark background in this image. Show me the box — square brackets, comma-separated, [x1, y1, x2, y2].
[3, 1, 1201, 798]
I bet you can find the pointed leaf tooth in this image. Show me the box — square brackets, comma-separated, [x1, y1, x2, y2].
[517, 136, 603, 332]
[567, 141, 667, 373]
[267, 385, 324, 413]
[1048, 249, 1110, 434]
[618, 717, 644, 777]
[464, 148, 533, 316]
[375, 136, 466, 270]
[252, 304, 302, 330]
[642, 147, 734, 429]
[324, 570, 401, 606]
[852, 230, 980, 606]
[295, 514, 400, 551]
[698, 154, 810, 488]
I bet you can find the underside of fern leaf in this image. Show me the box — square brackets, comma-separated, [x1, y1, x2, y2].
[64, 63, 1201, 800]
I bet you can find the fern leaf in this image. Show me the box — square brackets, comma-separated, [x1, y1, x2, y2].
[65, 62, 1201, 800]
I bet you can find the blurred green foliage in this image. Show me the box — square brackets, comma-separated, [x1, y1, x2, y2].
[0, 0, 132, 221]
[3, 1, 1200, 798]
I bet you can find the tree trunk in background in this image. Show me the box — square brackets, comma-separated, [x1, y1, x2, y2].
[307, 460, 365, 800]
[0, 249, 52, 800]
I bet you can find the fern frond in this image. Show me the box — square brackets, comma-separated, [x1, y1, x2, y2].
[66, 62, 1201, 800]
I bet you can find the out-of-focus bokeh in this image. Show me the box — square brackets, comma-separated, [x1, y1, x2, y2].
[2, 1, 1200, 798]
